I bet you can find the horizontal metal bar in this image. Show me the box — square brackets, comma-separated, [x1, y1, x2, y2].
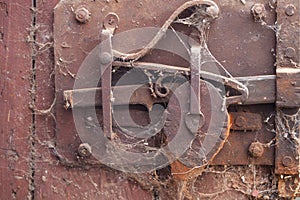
[236, 75, 276, 105]
[64, 75, 276, 109]
[64, 85, 168, 110]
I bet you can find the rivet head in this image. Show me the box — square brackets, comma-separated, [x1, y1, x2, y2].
[285, 47, 296, 58]
[75, 7, 91, 23]
[282, 156, 293, 167]
[248, 142, 264, 158]
[100, 52, 112, 65]
[285, 4, 296, 16]
[78, 143, 92, 158]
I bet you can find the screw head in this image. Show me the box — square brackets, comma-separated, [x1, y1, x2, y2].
[104, 13, 119, 29]
[282, 156, 293, 167]
[248, 142, 264, 158]
[78, 143, 92, 158]
[75, 7, 91, 23]
[285, 4, 296, 16]
[285, 47, 296, 58]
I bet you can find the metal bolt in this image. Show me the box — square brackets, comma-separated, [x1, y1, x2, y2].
[100, 52, 112, 65]
[235, 116, 246, 127]
[254, 5, 263, 15]
[75, 7, 91, 23]
[104, 13, 119, 29]
[285, 4, 296, 16]
[252, 4, 265, 15]
[251, 4, 266, 20]
[282, 156, 293, 167]
[285, 47, 296, 58]
[248, 142, 264, 158]
[78, 143, 92, 158]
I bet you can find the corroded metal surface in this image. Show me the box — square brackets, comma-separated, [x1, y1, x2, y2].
[50, 0, 300, 199]
[277, 68, 300, 107]
[230, 112, 262, 131]
[275, 0, 300, 197]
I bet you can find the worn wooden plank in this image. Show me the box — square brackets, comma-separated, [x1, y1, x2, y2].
[0, 0, 33, 199]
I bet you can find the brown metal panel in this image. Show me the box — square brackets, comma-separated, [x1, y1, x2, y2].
[0, 0, 33, 199]
[51, 0, 281, 199]
[208, 0, 276, 77]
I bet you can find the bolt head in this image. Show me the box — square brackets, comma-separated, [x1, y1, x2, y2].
[282, 156, 293, 167]
[104, 13, 119, 29]
[78, 143, 92, 157]
[75, 7, 91, 23]
[252, 4, 265, 15]
[248, 142, 264, 158]
[285, 4, 296, 16]
[285, 47, 296, 58]
[251, 4, 266, 20]
[254, 6, 263, 14]
[235, 116, 246, 127]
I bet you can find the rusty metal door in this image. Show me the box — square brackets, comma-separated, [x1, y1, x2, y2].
[0, 0, 299, 199]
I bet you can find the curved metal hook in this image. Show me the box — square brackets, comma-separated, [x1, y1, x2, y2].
[113, 0, 219, 61]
